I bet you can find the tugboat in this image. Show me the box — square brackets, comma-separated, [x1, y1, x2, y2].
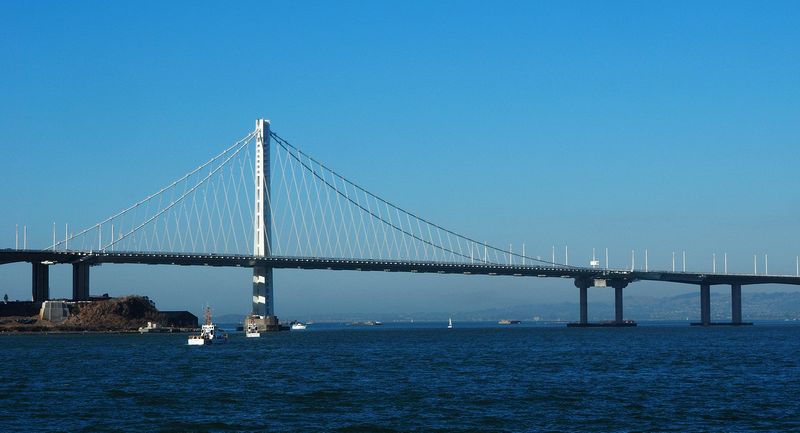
[245, 315, 261, 338]
[188, 306, 228, 345]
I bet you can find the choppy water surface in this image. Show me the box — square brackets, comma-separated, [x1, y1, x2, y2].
[2, 323, 799, 432]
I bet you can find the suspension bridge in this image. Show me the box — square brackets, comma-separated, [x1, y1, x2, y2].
[2, 119, 799, 327]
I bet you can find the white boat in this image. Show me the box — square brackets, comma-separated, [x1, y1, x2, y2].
[448, 317, 453, 329]
[245, 315, 261, 338]
[290, 321, 307, 330]
[188, 306, 228, 345]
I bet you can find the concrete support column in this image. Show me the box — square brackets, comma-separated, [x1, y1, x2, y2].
[731, 284, 742, 325]
[700, 283, 711, 326]
[252, 266, 274, 317]
[72, 263, 90, 301]
[579, 285, 588, 324]
[32, 262, 50, 303]
[610, 280, 628, 324]
[574, 278, 590, 325]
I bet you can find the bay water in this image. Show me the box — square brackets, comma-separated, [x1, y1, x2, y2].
[2, 322, 799, 432]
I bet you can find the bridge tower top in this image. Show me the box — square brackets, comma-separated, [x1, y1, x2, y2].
[254, 118, 271, 257]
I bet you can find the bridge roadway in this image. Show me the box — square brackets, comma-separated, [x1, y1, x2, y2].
[5, 249, 800, 327]
[3, 249, 800, 286]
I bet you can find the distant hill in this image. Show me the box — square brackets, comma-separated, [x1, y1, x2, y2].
[625, 291, 800, 321]
[270, 292, 800, 323]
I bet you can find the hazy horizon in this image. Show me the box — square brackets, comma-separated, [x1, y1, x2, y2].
[1, 2, 798, 316]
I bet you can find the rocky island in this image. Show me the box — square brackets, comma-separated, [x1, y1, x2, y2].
[0, 296, 198, 333]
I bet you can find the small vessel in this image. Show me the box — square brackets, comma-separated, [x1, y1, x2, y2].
[498, 319, 521, 325]
[447, 317, 453, 329]
[188, 306, 228, 345]
[347, 320, 383, 326]
[245, 315, 261, 338]
[290, 321, 307, 330]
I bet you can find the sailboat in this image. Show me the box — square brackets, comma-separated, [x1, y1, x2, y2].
[448, 317, 453, 329]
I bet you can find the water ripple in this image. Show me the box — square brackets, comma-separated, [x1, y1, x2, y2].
[1, 324, 799, 431]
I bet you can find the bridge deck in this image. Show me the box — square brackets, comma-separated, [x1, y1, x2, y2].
[2, 249, 800, 286]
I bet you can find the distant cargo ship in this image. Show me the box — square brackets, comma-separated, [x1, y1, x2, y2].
[348, 320, 383, 326]
[498, 320, 521, 325]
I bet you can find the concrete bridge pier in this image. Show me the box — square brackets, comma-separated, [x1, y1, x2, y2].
[612, 280, 629, 324]
[731, 283, 741, 324]
[568, 277, 591, 326]
[578, 280, 589, 325]
[729, 284, 752, 325]
[72, 263, 90, 301]
[568, 278, 635, 327]
[251, 266, 283, 331]
[692, 282, 752, 326]
[32, 262, 50, 302]
[252, 266, 274, 318]
[700, 283, 711, 325]
[690, 283, 714, 326]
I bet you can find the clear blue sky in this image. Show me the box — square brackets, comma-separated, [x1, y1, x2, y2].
[1, 1, 798, 318]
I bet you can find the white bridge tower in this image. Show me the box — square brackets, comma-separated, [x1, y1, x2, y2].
[252, 119, 274, 318]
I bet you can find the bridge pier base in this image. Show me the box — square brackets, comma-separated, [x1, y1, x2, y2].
[32, 262, 50, 303]
[72, 263, 90, 301]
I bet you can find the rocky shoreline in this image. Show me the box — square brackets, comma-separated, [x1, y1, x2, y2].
[0, 296, 198, 333]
